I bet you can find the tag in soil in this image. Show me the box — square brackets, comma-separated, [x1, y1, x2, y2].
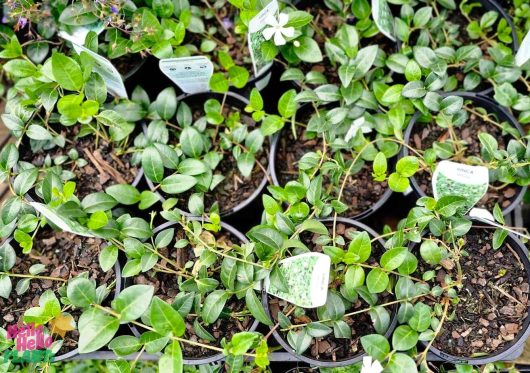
[159, 57, 213, 94]
[58, 31, 128, 98]
[265, 252, 330, 308]
[516, 30, 530, 67]
[432, 160, 489, 214]
[30, 202, 94, 238]
[248, 0, 279, 77]
[60, 22, 105, 46]
[469, 208, 530, 240]
[372, 0, 396, 42]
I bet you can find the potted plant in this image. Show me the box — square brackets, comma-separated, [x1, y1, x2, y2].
[399, 92, 529, 215]
[386, 0, 518, 95]
[257, 215, 397, 367]
[0, 50, 146, 200]
[132, 87, 270, 218]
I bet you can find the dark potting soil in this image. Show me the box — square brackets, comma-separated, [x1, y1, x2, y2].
[409, 112, 519, 210]
[275, 126, 389, 217]
[112, 53, 144, 78]
[133, 229, 253, 358]
[21, 126, 138, 199]
[165, 105, 268, 215]
[270, 222, 392, 361]
[426, 229, 529, 357]
[0, 230, 115, 355]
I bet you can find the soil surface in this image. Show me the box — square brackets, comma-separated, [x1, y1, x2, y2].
[133, 228, 253, 358]
[270, 221, 392, 362]
[408, 111, 520, 210]
[21, 126, 138, 199]
[163, 104, 268, 215]
[0, 230, 115, 356]
[113, 53, 144, 78]
[426, 229, 529, 357]
[275, 125, 389, 217]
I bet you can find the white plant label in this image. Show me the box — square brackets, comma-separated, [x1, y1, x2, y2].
[265, 252, 330, 308]
[58, 31, 128, 99]
[60, 22, 105, 46]
[159, 57, 214, 94]
[30, 202, 94, 238]
[248, 0, 278, 77]
[345, 117, 372, 142]
[516, 30, 530, 67]
[372, 0, 396, 42]
[432, 160, 489, 213]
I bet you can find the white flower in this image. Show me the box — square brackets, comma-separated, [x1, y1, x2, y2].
[262, 13, 294, 46]
[361, 356, 384, 373]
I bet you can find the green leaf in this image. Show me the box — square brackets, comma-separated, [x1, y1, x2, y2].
[366, 268, 389, 293]
[87, 211, 108, 230]
[142, 146, 165, 183]
[105, 184, 141, 205]
[402, 81, 426, 98]
[159, 341, 183, 373]
[380, 247, 408, 270]
[245, 289, 272, 326]
[67, 277, 96, 308]
[0, 275, 12, 299]
[294, 37, 323, 63]
[112, 284, 154, 323]
[387, 353, 418, 373]
[278, 90, 297, 118]
[78, 308, 120, 353]
[99, 245, 118, 272]
[388, 173, 410, 192]
[435, 196, 467, 217]
[155, 87, 177, 120]
[150, 297, 186, 336]
[360, 334, 390, 361]
[59, 3, 98, 25]
[347, 232, 371, 263]
[408, 303, 431, 332]
[52, 53, 84, 91]
[419, 240, 442, 265]
[345, 266, 365, 289]
[392, 325, 419, 351]
[160, 175, 197, 194]
[396, 156, 419, 177]
[109, 336, 142, 357]
[202, 290, 229, 324]
[180, 127, 204, 158]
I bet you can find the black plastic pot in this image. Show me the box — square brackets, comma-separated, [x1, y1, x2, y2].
[144, 91, 270, 221]
[268, 107, 393, 221]
[417, 219, 530, 365]
[475, 0, 519, 96]
[125, 218, 260, 365]
[262, 217, 398, 368]
[0, 235, 123, 362]
[402, 91, 528, 216]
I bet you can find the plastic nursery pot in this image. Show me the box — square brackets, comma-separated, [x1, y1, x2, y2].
[268, 110, 393, 221]
[402, 91, 528, 216]
[454, 0, 518, 96]
[144, 90, 271, 220]
[417, 219, 530, 365]
[125, 218, 260, 366]
[262, 217, 398, 368]
[0, 236, 123, 362]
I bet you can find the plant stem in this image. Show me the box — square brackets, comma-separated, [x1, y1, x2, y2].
[0, 272, 67, 282]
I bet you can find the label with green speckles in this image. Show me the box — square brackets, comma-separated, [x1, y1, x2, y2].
[372, 0, 396, 42]
[265, 253, 330, 308]
[432, 161, 489, 213]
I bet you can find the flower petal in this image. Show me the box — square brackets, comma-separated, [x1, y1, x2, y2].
[264, 14, 278, 27]
[281, 26, 295, 38]
[262, 27, 275, 41]
[274, 30, 286, 46]
[278, 13, 289, 26]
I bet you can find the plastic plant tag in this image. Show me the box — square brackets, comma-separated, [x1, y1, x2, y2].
[516, 30, 530, 67]
[60, 22, 105, 46]
[30, 202, 94, 238]
[345, 117, 372, 142]
[159, 57, 214, 94]
[372, 0, 396, 42]
[248, 0, 279, 77]
[432, 160, 489, 213]
[265, 252, 330, 308]
[469, 208, 530, 240]
[58, 31, 128, 99]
